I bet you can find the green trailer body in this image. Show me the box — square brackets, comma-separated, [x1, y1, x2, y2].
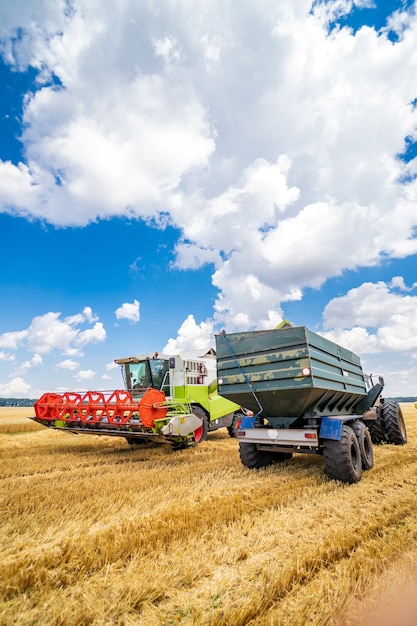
[215, 326, 407, 484]
[216, 326, 367, 423]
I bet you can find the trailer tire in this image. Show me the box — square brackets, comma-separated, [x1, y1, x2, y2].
[382, 400, 407, 445]
[324, 425, 362, 484]
[192, 406, 209, 443]
[350, 421, 373, 470]
[239, 442, 274, 469]
[367, 406, 385, 444]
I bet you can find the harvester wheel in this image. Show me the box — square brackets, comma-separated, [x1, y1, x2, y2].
[192, 406, 208, 444]
[125, 437, 150, 446]
[170, 439, 188, 451]
[239, 442, 274, 469]
[350, 421, 373, 470]
[382, 400, 407, 445]
[323, 424, 362, 484]
[227, 412, 243, 438]
[367, 406, 385, 444]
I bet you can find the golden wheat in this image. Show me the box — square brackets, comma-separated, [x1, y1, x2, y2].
[0, 405, 416, 625]
[0, 406, 42, 434]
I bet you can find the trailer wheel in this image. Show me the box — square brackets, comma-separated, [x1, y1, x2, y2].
[367, 406, 385, 444]
[382, 400, 407, 445]
[192, 406, 209, 443]
[350, 421, 373, 470]
[239, 442, 275, 469]
[324, 425, 362, 484]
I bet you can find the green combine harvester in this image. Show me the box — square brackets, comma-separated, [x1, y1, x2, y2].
[31, 350, 243, 449]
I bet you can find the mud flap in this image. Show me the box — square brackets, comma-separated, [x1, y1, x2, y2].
[319, 417, 344, 441]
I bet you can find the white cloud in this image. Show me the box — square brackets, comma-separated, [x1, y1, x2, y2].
[0, 308, 106, 356]
[0, 350, 15, 362]
[56, 359, 79, 370]
[162, 315, 215, 354]
[19, 353, 43, 372]
[82, 306, 98, 322]
[0, 377, 32, 397]
[115, 300, 140, 323]
[213, 269, 288, 331]
[74, 369, 95, 381]
[321, 279, 417, 353]
[77, 322, 107, 345]
[66, 306, 99, 326]
[0, 329, 29, 350]
[390, 276, 412, 292]
[152, 36, 182, 63]
[105, 361, 119, 371]
[26, 312, 78, 354]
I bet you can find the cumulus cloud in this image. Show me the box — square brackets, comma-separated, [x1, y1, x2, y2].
[0, 308, 106, 356]
[74, 369, 95, 381]
[0, 377, 31, 397]
[19, 353, 43, 372]
[0, 329, 29, 350]
[162, 315, 215, 354]
[56, 359, 79, 370]
[321, 279, 417, 353]
[115, 300, 140, 323]
[78, 322, 106, 346]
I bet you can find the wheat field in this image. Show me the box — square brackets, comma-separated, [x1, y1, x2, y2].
[1, 404, 416, 625]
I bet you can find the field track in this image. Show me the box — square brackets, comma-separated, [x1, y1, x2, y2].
[1, 404, 416, 625]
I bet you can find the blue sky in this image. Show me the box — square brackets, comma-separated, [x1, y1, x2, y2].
[1, 0, 417, 398]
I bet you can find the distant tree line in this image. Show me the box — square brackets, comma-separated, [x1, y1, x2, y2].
[0, 398, 37, 407]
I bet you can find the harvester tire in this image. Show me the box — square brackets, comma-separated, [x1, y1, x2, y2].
[227, 412, 243, 438]
[125, 437, 151, 446]
[239, 442, 274, 469]
[367, 406, 385, 444]
[323, 424, 362, 484]
[350, 421, 374, 470]
[170, 439, 188, 451]
[192, 406, 208, 443]
[382, 400, 407, 445]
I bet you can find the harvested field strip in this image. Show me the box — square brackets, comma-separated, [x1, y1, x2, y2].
[0, 405, 416, 625]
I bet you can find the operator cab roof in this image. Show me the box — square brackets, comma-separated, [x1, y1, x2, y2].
[114, 348, 216, 365]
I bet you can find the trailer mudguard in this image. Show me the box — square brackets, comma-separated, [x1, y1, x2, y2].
[319, 417, 344, 440]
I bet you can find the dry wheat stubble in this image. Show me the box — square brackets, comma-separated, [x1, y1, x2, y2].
[0, 405, 416, 625]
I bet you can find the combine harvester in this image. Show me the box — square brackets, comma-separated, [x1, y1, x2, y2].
[31, 350, 243, 449]
[216, 325, 407, 483]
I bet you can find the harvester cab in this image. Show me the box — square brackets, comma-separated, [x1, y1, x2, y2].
[115, 351, 211, 400]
